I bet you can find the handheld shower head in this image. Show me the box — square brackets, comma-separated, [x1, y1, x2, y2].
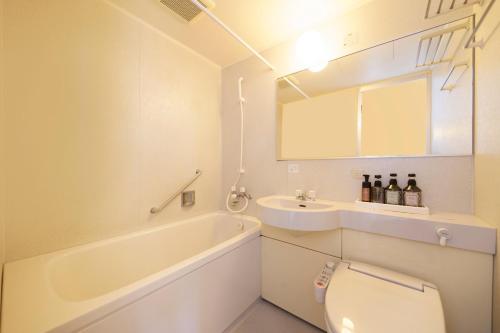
[238, 77, 245, 103]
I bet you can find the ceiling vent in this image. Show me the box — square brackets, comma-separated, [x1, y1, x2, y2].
[159, 0, 215, 22]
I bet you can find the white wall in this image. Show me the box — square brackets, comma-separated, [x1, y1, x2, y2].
[2, 0, 221, 261]
[221, 0, 474, 217]
[474, 1, 500, 331]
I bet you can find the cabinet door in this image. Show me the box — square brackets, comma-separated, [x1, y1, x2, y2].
[261, 236, 339, 330]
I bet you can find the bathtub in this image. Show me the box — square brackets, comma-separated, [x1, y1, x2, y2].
[1, 212, 261, 333]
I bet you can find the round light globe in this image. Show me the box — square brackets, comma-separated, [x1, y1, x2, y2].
[295, 31, 328, 72]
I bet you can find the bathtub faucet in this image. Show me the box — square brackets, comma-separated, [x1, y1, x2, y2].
[230, 186, 252, 205]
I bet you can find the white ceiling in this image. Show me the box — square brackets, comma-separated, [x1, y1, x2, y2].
[108, 0, 374, 67]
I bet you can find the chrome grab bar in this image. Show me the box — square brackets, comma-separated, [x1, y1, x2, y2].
[150, 169, 202, 214]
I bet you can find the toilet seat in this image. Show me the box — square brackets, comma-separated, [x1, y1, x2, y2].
[325, 261, 446, 333]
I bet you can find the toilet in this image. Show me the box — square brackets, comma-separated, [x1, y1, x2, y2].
[325, 261, 446, 333]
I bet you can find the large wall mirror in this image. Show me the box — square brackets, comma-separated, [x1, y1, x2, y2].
[276, 18, 474, 160]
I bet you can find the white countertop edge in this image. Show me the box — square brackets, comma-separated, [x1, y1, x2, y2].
[257, 196, 497, 255]
[339, 210, 496, 254]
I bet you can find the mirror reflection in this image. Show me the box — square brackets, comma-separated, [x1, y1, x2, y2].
[276, 18, 473, 160]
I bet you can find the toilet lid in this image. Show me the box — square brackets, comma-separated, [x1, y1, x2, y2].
[325, 262, 445, 333]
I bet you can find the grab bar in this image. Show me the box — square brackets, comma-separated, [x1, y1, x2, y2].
[150, 169, 202, 214]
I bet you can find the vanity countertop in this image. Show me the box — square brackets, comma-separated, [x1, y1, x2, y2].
[257, 196, 496, 254]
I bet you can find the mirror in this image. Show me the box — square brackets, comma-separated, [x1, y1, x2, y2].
[276, 18, 473, 160]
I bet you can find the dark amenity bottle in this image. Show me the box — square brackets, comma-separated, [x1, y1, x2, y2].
[403, 173, 422, 207]
[385, 173, 402, 205]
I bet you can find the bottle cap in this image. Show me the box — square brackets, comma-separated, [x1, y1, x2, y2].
[390, 173, 397, 177]
[407, 174, 417, 186]
[362, 175, 371, 188]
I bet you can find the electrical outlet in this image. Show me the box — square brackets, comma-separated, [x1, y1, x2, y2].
[288, 164, 300, 174]
[351, 168, 364, 180]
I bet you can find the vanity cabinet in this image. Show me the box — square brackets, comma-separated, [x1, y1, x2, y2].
[261, 236, 339, 330]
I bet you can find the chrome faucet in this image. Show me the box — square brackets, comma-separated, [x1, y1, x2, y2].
[296, 189, 306, 201]
[230, 186, 252, 205]
[295, 189, 316, 201]
[237, 188, 252, 200]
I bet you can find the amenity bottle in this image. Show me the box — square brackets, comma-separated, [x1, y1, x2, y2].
[385, 173, 402, 205]
[403, 173, 422, 207]
[371, 175, 385, 203]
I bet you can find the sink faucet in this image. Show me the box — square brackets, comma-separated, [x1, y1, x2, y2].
[295, 190, 316, 201]
[296, 190, 306, 201]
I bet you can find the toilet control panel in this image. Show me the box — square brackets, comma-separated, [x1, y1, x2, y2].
[316, 262, 335, 287]
[314, 262, 336, 304]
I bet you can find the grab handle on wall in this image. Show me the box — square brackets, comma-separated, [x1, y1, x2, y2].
[150, 169, 202, 214]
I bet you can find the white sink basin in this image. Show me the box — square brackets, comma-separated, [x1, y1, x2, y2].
[256, 195, 340, 231]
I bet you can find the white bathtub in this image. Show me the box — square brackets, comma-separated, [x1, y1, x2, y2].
[1, 212, 261, 333]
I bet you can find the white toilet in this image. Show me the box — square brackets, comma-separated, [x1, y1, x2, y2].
[325, 261, 446, 333]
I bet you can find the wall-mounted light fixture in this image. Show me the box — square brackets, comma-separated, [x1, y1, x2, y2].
[295, 31, 328, 72]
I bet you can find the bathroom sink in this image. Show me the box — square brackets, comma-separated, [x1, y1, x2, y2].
[256, 196, 340, 231]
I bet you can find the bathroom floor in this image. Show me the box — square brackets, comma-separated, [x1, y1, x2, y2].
[225, 299, 325, 333]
